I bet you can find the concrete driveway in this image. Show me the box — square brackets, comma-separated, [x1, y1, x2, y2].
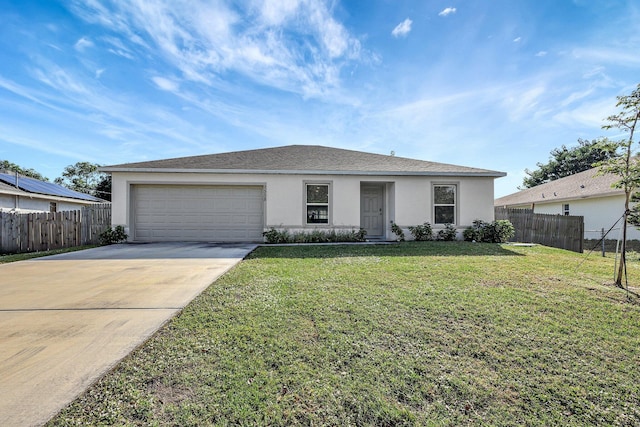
[0, 242, 256, 427]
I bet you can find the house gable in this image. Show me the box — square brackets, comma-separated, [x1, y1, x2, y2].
[102, 145, 506, 177]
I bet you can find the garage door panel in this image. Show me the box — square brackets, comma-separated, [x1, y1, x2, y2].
[134, 185, 264, 242]
[247, 215, 264, 225]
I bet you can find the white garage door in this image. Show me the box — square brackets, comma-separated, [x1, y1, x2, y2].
[133, 185, 264, 242]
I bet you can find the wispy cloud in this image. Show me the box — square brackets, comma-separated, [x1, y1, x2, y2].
[31, 63, 91, 96]
[69, 0, 365, 99]
[535, 51, 548, 57]
[102, 36, 136, 60]
[0, 126, 98, 162]
[571, 47, 640, 66]
[439, 7, 457, 17]
[259, 0, 300, 26]
[552, 96, 614, 129]
[2, 60, 215, 159]
[152, 76, 179, 92]
[513, 37, 521, 43]
[391, 18, 412, 38]
[74, 36, 93, 51]
[502, 85, 546, 121]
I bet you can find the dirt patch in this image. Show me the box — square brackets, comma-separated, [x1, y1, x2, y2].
[148, 379, 194, 405]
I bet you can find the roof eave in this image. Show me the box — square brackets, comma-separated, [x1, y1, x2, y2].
[495, 190, 624, 206]
[0, 188, 26, 197]
[100, 167, 506, 178]
[0, 189, 105, 204]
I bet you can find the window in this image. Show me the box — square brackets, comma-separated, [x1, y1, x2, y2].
[49, 202, 57, 213]
[563, 204, 570, 216]
[306, 183, 329, 224]
[433, 184, 456, 224]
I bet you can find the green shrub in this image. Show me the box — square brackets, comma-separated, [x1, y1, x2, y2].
[493, 219, 516, 243]
[262, 228, 367, 244]
[436, 223, 458, 241]
[99, 225, 128, 245]
[462, 226, 479, 242]
[408, 222, 433, 241]
[262, 227, 289, 244]
[390, 222, 405, 241]
[463, 219, 514, 243]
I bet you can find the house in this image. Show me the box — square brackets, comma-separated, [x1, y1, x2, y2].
[494, 166, 640, 240]
[101, 145, 506, 242]
[0, 172, 104, 213]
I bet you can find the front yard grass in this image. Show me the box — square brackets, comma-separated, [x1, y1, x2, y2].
[0, 246, 96, 263]
[49, 242, 640, 426]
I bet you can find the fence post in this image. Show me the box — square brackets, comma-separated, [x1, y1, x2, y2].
[601, 228, 605, 257]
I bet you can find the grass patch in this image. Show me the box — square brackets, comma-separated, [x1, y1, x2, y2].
[0, 246, 96, 264]
[48, 242, 640, 426]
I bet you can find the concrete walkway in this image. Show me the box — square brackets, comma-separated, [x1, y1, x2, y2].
[0, 242, 256, 427]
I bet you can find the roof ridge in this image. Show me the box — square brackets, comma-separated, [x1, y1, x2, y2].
[102, 144, 505, 177]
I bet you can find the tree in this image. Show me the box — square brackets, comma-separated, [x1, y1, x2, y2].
[596, 84, 640, 288]
[55, 162, 111, 200]
[0, 160, 49, 181]
[521, 139, 620, 189]
[94, 174, 112, 202]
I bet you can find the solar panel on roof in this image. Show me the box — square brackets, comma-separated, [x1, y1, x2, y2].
[0, 173, 102, 202]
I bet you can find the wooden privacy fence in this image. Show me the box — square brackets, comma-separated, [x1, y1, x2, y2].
[0, 203, 111, 254]
[495, 207, 584, 253]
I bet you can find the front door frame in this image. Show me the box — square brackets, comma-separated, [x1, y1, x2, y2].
[360, 182, 385, 239]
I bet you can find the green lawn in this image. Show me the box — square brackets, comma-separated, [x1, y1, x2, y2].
[0, 246, 96, 263]
[48, 243, 640, 426]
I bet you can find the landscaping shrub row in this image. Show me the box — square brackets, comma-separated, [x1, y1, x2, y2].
[264, 219, 514, 244]
[262, 228, 367, 244]
[391, 220, 514, 243]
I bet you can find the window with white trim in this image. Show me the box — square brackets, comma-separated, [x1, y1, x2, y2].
[49, 202, 57, 213]
[306, 183, 329, 224]
[433, 184, 456, 224]
[563, 204, 570, 216]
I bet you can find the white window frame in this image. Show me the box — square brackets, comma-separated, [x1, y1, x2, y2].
[432, 183, 458, 225]
[563, 204, 570, 216]
[304, 182, 331, 225]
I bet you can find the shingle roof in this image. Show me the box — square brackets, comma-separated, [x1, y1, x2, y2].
[102, 145, 505, 177]
[494, 166, 621, 207]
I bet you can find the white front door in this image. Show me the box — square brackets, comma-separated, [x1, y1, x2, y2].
[361, 184, 384, 237]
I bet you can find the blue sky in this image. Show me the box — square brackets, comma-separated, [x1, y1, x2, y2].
[1, 1, 639, 197]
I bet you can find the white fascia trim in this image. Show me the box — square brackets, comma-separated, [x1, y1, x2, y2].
[0, 190, 103, 205]
[101, 167, 506, 178]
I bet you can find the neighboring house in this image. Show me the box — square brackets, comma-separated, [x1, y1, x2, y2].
[0, 172, 104, 213]
[102, 145, 506, 242]
[494, 166, 640, 240]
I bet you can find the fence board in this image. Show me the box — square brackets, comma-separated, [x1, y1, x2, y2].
[0, 203, 111, 254]
[495, 207, 584, 253]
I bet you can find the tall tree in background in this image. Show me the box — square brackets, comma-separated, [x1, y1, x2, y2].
[0, 160, 49, 182]
[521, 139, 620, 189]
[55, 162, 111, 201]
[94, 174, 112, 201]
[597, 84, 640, 288]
